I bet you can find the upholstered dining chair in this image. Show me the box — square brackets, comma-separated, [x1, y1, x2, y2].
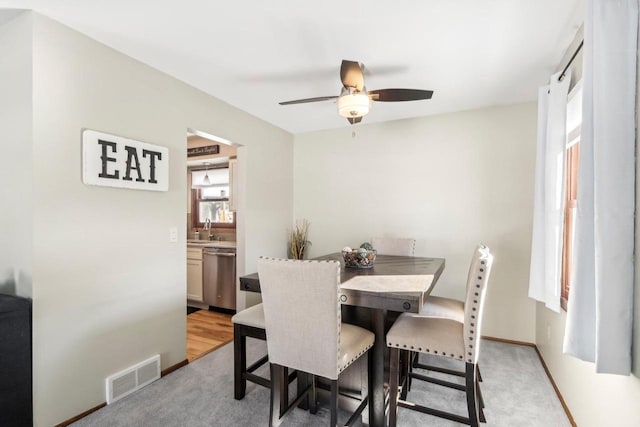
[419, 245, 486, 322]
[371, 237, 416, 256]
[257, 257, 375, 427]
[232, 303, 300, 414]
[386, 245, 493, 427]
[412, 246, 487, 383]
[405, 245, 488, 405]
[232, 303, 269, 399]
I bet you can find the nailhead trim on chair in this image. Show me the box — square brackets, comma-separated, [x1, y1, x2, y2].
[338, 343, 374, 374]
[386, 340, 465, 361]
[387, 342, 472, 360]
[466, 254, 491, 363]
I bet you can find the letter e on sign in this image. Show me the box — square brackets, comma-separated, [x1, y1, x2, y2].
[82, 129, 169, 191]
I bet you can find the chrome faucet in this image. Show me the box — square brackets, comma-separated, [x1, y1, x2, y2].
[204, 218, 215, 240]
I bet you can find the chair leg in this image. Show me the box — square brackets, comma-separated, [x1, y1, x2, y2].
[330, 379, 339, 427]
[296, 372, 317, 413]
[281, 367, 289, 417]
[465, 362, 480, 427]
[367, 351, 374, 423]
[476, 376, 486, 422]
[269, 364, 284, 427]
[297, 372, 309, 410]
[388, 347, 400, 427]
[233, 324, 246, 400]
[407, 351, 416, 392]
[400, 350, 410, 400]
[309, 375, 318, 414]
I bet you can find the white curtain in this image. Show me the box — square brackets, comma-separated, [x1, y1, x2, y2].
[563, 0, 637, 375]
[528, 70, 572, 312]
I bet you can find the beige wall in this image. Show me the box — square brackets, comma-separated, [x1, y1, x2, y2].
[533, 26, 640, 427]
[26, 12, 293, 426]
[0, 12, 33, 298]
[536, 307, 640, 426]
[293, 103, 538, 343]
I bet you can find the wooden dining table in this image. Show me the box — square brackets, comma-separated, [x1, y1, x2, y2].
[239, 252, 446, 427]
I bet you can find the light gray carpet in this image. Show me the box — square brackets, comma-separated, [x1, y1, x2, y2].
[73, 339, 570, 426]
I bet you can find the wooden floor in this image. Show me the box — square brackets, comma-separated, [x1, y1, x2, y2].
[187, 309, 234, 362]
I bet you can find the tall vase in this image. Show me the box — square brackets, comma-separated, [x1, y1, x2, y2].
[289, 242, 305, 260]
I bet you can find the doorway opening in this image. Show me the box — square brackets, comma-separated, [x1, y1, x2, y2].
[185, 128, 240, 361]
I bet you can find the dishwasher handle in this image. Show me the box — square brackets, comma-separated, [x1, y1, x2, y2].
[204, 252, 236, 257]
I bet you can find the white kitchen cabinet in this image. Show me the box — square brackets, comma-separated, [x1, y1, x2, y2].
[229, 157, 238, 211]
[187, 247, 203, 302]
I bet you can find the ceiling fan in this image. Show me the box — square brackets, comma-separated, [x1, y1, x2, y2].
[279, 60, 434, 125]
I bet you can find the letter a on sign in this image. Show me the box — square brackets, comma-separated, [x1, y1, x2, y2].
[82, 129, 169, 191]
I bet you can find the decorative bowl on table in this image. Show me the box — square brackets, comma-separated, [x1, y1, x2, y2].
[342, 245, 377, 269]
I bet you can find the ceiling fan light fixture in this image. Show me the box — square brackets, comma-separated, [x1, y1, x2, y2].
[278, 60, 434, 124]
[338, 92, 370, 118]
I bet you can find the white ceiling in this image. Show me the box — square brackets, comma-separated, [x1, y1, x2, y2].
[1, 1, 584, 134]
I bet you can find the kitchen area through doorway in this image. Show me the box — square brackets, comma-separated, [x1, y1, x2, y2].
[185, 130, 238, 361]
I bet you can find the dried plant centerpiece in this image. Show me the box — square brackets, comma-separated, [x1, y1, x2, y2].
[288, 219, 311, 260]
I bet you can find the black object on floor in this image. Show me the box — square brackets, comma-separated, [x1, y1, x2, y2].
[187, 306, 201, 315]
[0, 293, 33, 427]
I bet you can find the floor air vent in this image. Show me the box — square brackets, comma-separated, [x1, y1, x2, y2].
[106, 355, 160, 404]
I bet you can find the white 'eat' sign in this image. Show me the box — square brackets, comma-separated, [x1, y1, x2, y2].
[82, 129, 169, 192]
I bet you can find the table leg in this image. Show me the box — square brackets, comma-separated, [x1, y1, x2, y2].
[369, 308, 385, 427]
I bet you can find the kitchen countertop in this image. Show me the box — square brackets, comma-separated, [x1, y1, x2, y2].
[187, 240, 236, 249]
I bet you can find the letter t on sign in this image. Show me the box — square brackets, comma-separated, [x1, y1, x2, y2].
[82, 129, 169, 192]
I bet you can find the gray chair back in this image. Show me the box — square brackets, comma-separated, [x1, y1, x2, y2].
[371, 237, 416, 256]
[257, 257, 342, 379]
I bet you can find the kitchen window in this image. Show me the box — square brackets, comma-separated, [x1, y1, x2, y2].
[191, 167, 235, 229]
[192, 190, 235, 228]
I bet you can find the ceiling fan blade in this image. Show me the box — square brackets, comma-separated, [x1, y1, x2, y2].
[340, 60, 365, 91]
[347, 116, 363, 125]
[368, 88, 434, 102]
[279, 96, 338, 105]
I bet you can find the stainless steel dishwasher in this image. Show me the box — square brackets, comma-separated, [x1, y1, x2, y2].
[203, 247, 236, 310]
